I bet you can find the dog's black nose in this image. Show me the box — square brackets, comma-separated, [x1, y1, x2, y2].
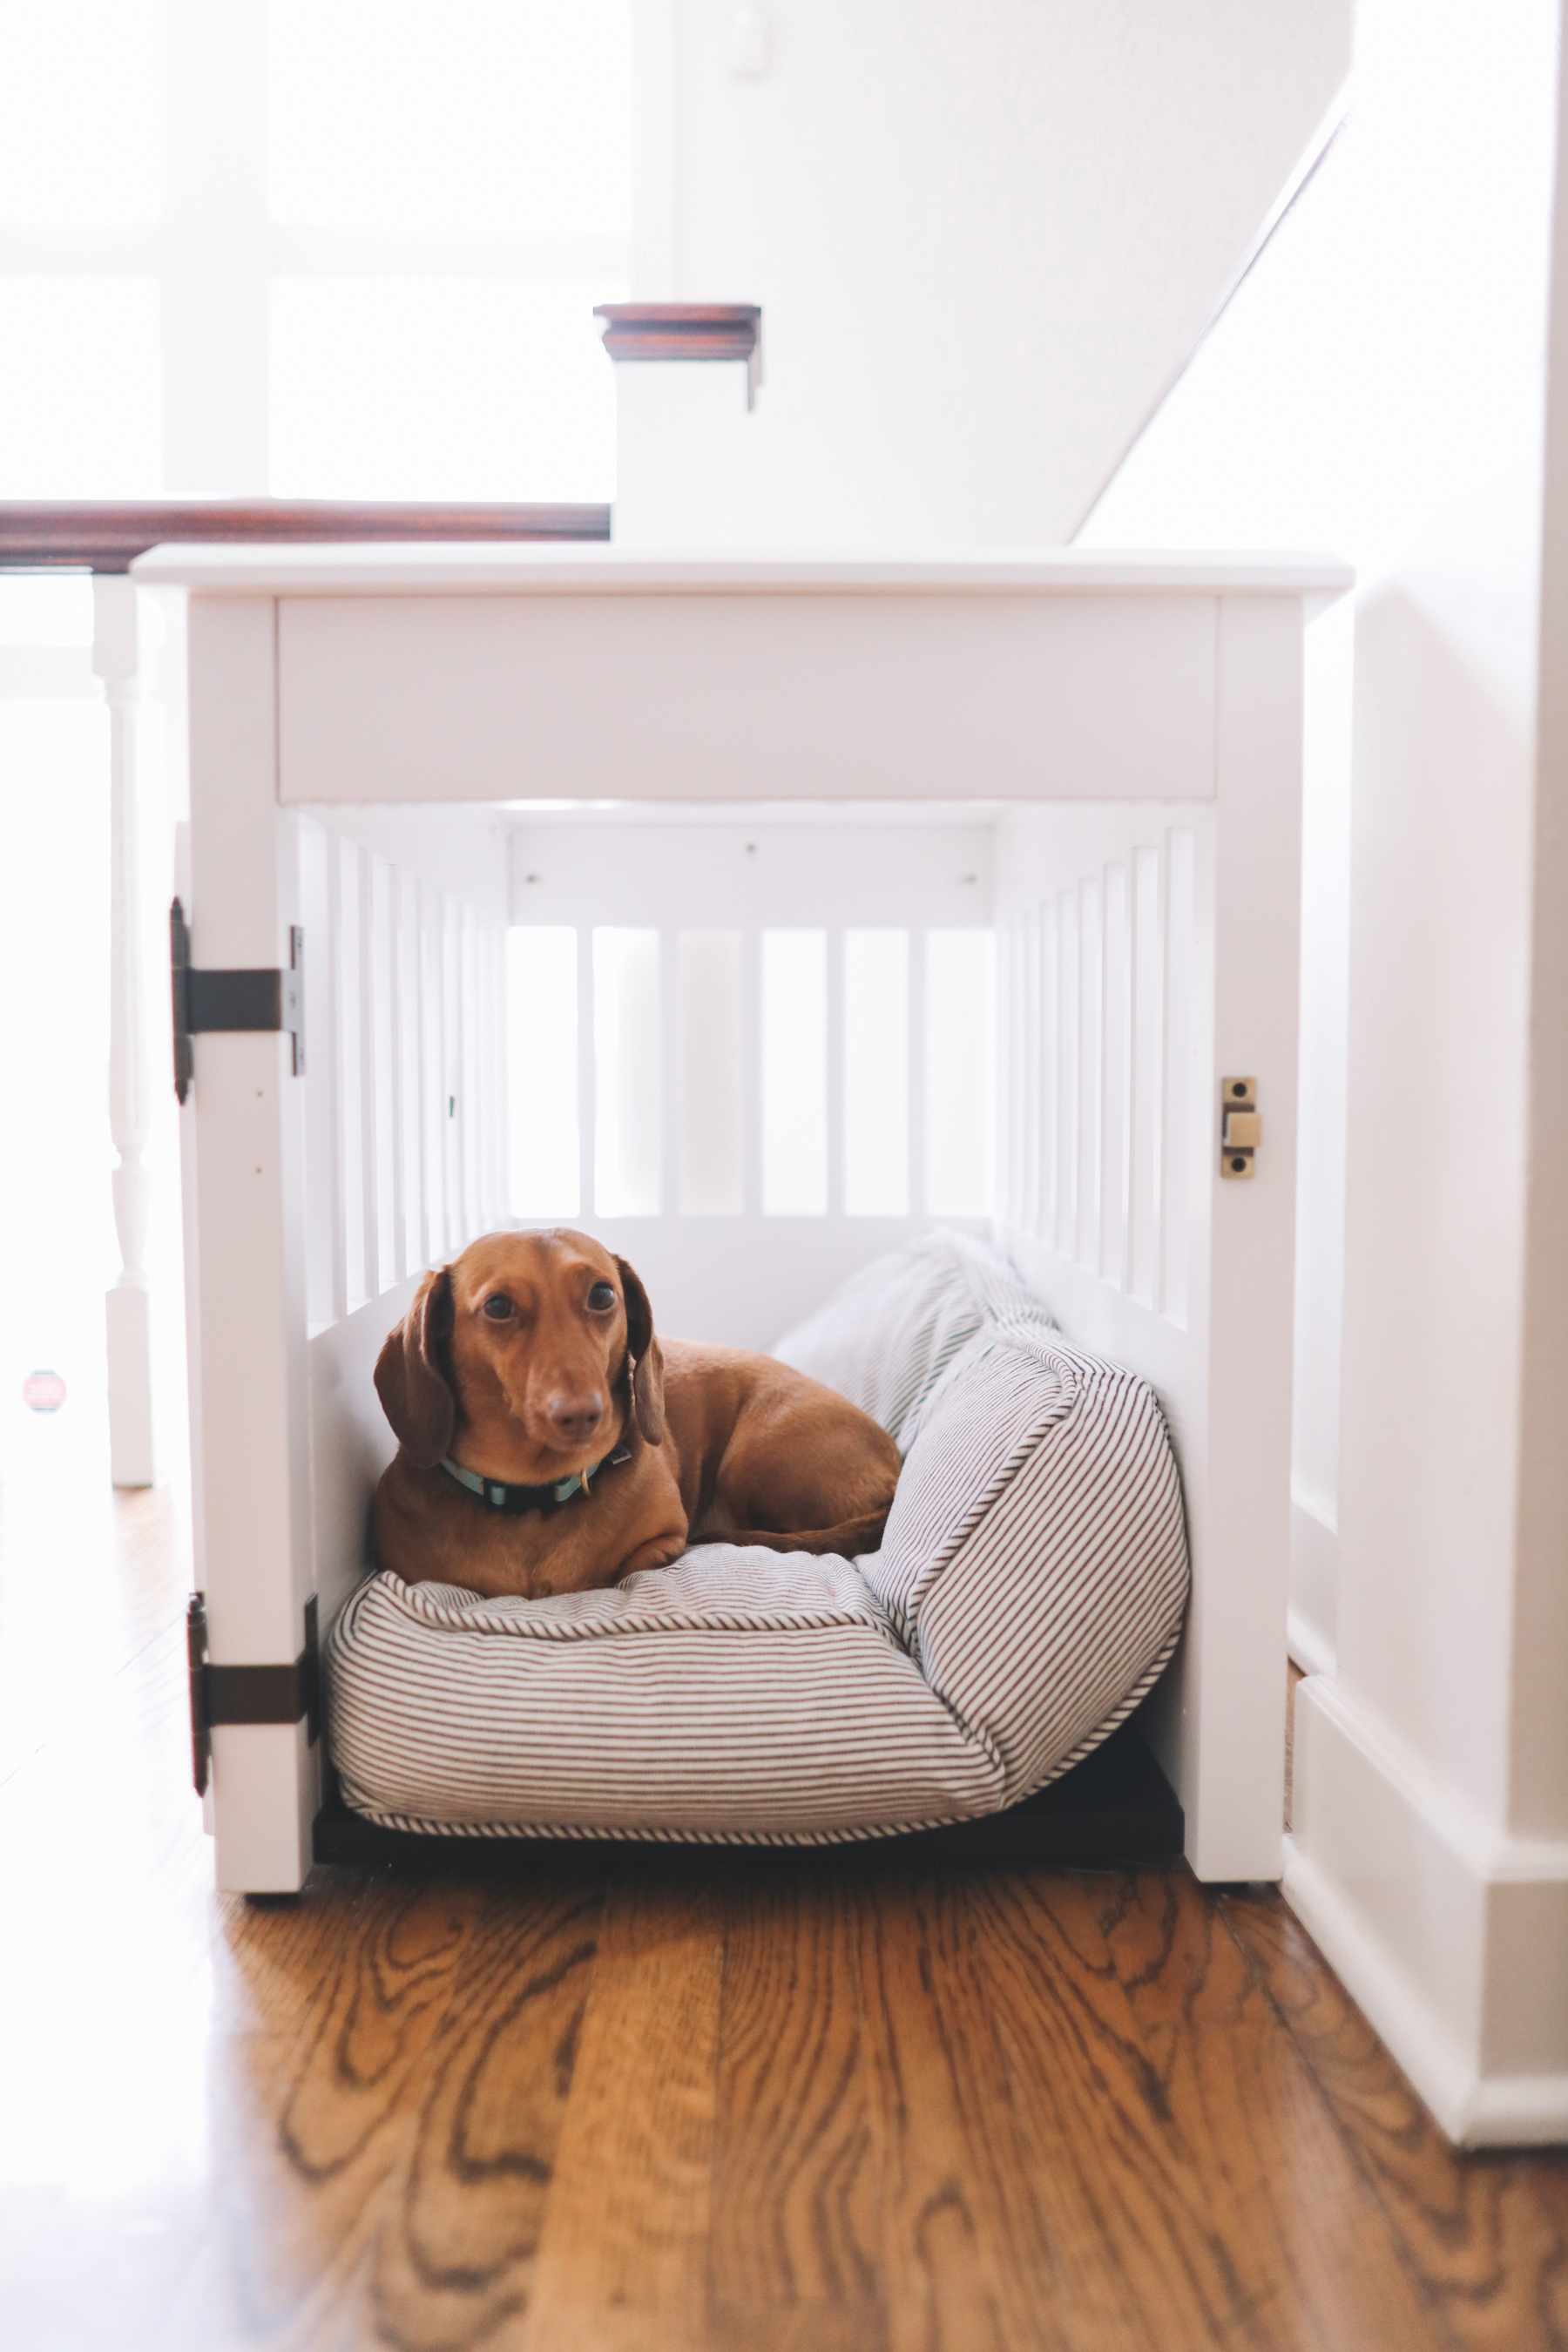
[547, 1392, 603, 1443]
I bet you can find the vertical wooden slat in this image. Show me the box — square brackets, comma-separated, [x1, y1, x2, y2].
[661, 924, 682, 1222]
[1101, 858, 1132, 1291]
[1058, 885, 1079, 1257]
[742, 923, 762, 1219]
[395, 866, 421, 1274]
[370, 857, 396, 1294]
[335, 835, 366, 1315]
[826, 926, 845, 1219]
[996, 918, 1014, 1227]
[1129, 841, 1166, 1310]
[418, 878, 442, 1268]
[495, 916, 510, 1226]
[487, 916, 508, 1229]
[577, 923, 596, 1221]
[297, 817, 335, 1330]
[1161, 826, 1195, 1328]
[1038, 896, 1059, 1249]
[1022, 906, 1041, 1241]
[358, 841, 379, 1305]
[324, 827, 347, 1322]
[1078, 874, 1104, 1269]
[1013, 918, 1029, 1227]
[386, 862, 408, 1281]
[484, 916, 499, 1229]
[909, 927, 929, 1219]
[461, 902, 482, 1242]
[442, 894, 463, 1253]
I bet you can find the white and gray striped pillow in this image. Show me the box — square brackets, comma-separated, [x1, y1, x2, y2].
[769, 1229, 993, 1452]
[325, 1234, 1188, 1842]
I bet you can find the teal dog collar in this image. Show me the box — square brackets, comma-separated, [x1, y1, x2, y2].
[438, 1446, 632, 1517]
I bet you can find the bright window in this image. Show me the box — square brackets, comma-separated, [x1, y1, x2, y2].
[0, 2, 642, 499]
[267, 0, 633, 238]
[270, 278, 621, 503]
[0, 2, 161, 226]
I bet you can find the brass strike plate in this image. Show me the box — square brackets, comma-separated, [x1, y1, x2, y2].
[1220, 1077, 1259, 1178]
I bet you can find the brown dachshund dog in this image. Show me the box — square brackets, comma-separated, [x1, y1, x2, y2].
[371, 1228, 902, 1600]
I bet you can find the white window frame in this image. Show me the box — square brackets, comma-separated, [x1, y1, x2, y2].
[0, 0, 673, 497]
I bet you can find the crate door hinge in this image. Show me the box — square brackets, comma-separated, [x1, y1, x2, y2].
[186, 1592, 321, 1798]
[171, 897, 304, 1105]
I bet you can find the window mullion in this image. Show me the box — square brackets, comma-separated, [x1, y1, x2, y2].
[159, 0, 272, 494]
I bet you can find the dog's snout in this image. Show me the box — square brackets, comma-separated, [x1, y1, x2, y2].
[546, 1390, 604, 1443]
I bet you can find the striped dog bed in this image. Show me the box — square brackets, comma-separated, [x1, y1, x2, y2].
[325, 1232, 1189, 1842]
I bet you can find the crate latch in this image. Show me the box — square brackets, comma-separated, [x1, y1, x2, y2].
[1220, 1076, 1260, 1179]
[171, 897, 304, 1105]
[186, 1592, 320, 1797]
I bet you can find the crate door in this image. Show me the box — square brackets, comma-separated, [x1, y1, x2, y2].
[994, 601, 1306, 1882]
[296, 808, 510, 1638]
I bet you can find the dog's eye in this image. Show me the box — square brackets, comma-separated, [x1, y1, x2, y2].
[483, 1294, 514, 1321]
[586, 1281, 616, 1312]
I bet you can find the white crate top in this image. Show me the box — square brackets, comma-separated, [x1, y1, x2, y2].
[130, 541, 1354, 603]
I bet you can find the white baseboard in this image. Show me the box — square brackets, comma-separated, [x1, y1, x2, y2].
[1282, 1835, 1476, 2134]
[1284, 1838, 1568, 2145]
[1287, 1675, 1568, 2147]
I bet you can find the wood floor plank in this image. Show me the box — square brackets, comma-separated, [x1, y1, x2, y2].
[184, 1869, 604, 2351]
[10, 1479, 1568, 2351]
[861, 1865, 1080, 2352]
[973, 1868, 1454, 2350]
[519, 1870, 724, 2352]
[1225, 1889, 1568, 2350]
[706, 1861, 883, 2352]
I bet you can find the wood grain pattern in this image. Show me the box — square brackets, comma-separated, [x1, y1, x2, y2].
[866, 1868, 1069, 2352]
[196, 1870, 603, 2349]
[593, 304, 761, 365]
[984, 1869, 1445, 2349]
[593, 304, 763, 404]
[520, 1872, 724, 2352]
[6, 1487, 1568, 2351]
[708, 1865, 882, 2351]
[0, 499, 610, 571]
[1225, 1891, 1568, 2350]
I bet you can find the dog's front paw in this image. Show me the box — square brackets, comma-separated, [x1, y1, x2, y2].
[617, 1530, 689, 1580]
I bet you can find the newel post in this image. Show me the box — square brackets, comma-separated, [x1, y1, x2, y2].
[95, 574, 157, 1488]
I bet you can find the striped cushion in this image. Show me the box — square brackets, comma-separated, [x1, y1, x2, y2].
[326, 1234, 1189, 1842]
[770, 1230, 991, 1451]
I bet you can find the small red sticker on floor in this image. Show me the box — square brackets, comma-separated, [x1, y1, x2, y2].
[22, 1370, 66, 1412]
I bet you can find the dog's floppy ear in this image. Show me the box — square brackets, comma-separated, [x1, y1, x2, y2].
[614, 1254, 666, 1446]
[374, 1267, 456, 1468]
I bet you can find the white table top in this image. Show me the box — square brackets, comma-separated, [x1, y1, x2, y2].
[131, 541, 1355, 599]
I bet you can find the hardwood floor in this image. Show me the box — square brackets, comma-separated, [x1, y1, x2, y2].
[3, 1482, 1567, 2350]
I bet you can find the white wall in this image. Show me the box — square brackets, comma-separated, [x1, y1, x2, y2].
[1089, 0, 1568, 2144]
[1076, 130, 1361, 1673]
[617, 0, 1350, 545]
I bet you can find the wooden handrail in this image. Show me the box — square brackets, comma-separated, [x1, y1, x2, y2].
[0, 498, 611, 573]
[594, 303, 763, 406]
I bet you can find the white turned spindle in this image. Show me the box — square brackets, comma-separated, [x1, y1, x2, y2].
[95, 575, 157, 1488]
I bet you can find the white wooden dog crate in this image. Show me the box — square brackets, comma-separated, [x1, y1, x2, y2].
[134, 544, 1350, 1894]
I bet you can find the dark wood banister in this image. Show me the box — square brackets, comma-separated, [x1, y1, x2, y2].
[595, 303, 763, 408]
[0, 499, 611, 573]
